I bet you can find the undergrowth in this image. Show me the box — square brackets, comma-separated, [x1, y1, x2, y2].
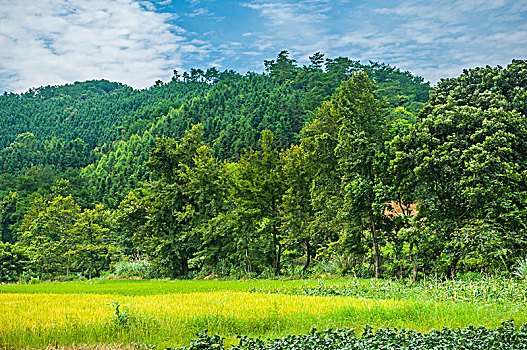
[172, 321, 527, 350]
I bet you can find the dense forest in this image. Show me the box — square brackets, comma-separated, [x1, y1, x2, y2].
[1, 51, 525, 282]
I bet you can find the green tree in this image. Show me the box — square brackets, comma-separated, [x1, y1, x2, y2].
[120, 124, 226, 277]
[42, 195, 81, 277]
[230, 130, 285, 274]
[394, 61, 527, 276]
[69, 204, 114, 279]
[279, 144, 316, 271]
[17, 195, 56, 277]
[265, 50, 298, 84]
[0, 192, 19, 243]
[0, 242, 29, 282]
[335, 72, 392, 278]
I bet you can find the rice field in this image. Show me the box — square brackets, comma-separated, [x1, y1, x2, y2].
[1, 278, 526, 349]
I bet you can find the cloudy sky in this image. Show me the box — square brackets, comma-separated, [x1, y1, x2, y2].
[1, 0, 525, 93]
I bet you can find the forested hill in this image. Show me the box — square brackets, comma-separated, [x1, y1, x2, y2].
[1, 54, 526, 282]
[0, 51, 444, 280]
[0, 52, 430, 203]
[0, 79, 212, 174]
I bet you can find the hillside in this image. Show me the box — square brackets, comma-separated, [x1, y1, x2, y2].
[0, 53, 430, 205]
[0, 51, 444, 279]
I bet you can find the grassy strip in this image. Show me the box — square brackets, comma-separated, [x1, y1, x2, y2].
[1, 291, 526, 349]
[0, 279, 349, 296]
[250, 277, 527, 304]
[3, 277, 526, 305]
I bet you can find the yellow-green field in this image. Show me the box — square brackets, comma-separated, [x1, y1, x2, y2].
[1, 279, 526, 349]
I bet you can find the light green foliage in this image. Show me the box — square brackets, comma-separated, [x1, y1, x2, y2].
[17, 195, 115, 278]
[113, 259, 152, 279]
[252, 276, 527, 304]
[514, 257, 527, 279]
[69, 204, 115, 279]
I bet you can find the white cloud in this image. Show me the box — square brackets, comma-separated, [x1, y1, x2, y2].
[241, 1, 335, 62]
[0, 0, 207, 92]
[1, 0, 525, 91]
[187, 7, 211, 17]
[244, 2, 329, 25]
[242, 0, 526, 84]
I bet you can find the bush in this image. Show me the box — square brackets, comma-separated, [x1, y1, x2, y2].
[113, 259, 152, 278]
[28, 277, 40, 284]
[514, 257, 527, 279]
[171, 321, 527, 350]
[312, 260, 339, 277]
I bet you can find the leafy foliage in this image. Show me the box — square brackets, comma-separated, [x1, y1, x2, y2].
[4, 52, 526, 282]
[0, 242, 29, 282]
[393, 59, 527, 277]
[174, 322, 527, 350]
[251, 277, 527, 304]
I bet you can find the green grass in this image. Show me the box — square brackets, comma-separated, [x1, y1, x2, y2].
[251, 276, 527, 304]
[0, 277, 525, 349]
[0, 278, 351, 296]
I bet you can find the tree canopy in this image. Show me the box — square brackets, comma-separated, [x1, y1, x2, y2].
[3, 52, 523, 281]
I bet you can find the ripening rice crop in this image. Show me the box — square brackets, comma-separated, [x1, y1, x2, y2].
[1, 286, 526, 349]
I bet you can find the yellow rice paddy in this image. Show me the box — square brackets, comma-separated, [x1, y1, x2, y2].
[1, 283, 525, 349]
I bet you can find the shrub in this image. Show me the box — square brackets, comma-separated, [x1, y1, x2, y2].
[171, 321, 527, 350]
[113, 259, 152, 278]
[514, 257, 527, 279]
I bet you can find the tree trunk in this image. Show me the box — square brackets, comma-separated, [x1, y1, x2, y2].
[244, 240, 252, 273]
[303, 240, 311, 271]
[272, 227, 280, 275]
[66, 256, 69, 278]
[409, 239, 418, 281]
[89, 230, 93, 280]
[276, 242, 282, 276]
[449, 254, 459, 279]
[89, 258, 93, 280]
[182, 258, 189, 277]
[370, 208, 381, 279]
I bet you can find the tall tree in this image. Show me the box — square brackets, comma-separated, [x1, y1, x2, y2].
[70, 204, 114, 279]
[230, 130, 285, 274]
[394, 60, 527, 276]
[335, 72, 392, 278]
[279, 144, 316, 271]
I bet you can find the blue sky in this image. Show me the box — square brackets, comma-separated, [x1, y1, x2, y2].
[1, 0, 525, 93]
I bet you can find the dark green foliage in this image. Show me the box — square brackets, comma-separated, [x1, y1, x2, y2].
[0, 79, 210, 179]
[0, 80, 210, 150]
[366, 61, 430, 115]
[0, 52, 444, 280]
[169, 332, 225, 350]
[173, 322, 527, 350]
[117, 125, 228, 277]
[393, 60, 527, 277]
[0, 242, 29, 282]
